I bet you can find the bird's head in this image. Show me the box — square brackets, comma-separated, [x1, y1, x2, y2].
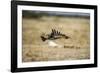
[40, 33, 48, 42]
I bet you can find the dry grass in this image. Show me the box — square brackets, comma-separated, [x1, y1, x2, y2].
[22, 16, 90, 62]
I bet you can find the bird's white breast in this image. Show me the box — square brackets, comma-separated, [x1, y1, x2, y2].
[46, 40, 63, 48]
[48, 41, 58, 47]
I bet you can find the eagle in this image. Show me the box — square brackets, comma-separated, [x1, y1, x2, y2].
[40, 29, 70, 42]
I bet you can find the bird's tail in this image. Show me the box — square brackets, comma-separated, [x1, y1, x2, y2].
[61, 34, 70, 39]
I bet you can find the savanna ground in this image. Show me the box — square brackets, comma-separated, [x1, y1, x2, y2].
[22, 13, 90, 62]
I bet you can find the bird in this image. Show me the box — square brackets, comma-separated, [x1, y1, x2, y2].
[40, 29, 70, 42]
[40, 29, 70, 48]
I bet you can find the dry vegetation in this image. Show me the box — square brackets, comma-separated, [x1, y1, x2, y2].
[22, 16, 90, 62]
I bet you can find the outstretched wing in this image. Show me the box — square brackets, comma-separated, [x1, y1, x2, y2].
[49, 29, 69, 39]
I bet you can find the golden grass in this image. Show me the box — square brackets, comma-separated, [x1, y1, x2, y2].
[22, 16, 90, 62]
